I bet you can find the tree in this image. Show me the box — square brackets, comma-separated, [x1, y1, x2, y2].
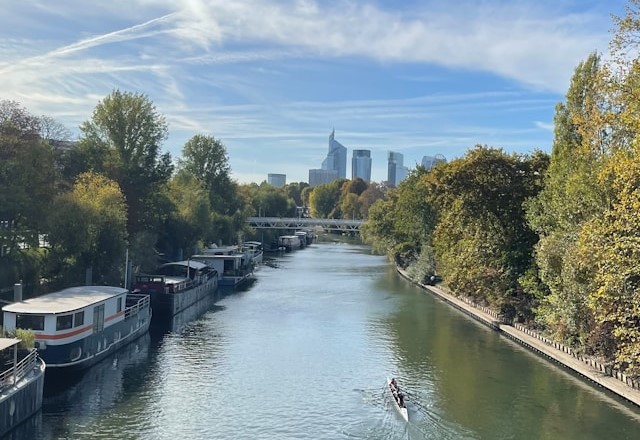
[358, 182, 385, 218]
[524, 53, 609, 344]
[179, 134, 238, 214]
[284, 182, 309, 207]
[0, 101, 56, 287]
[426, 146, 546, 317]
[341, 193, 362, 220]
[160, 170, 214, 259]
[47, 172, 128, 286]
[77, 90, 173, 235]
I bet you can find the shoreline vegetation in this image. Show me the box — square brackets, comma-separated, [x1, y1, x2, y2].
[363, 6, 640, 393]
[397, 267, 640, 408]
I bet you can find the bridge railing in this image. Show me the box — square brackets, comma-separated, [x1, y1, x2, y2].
[246, 217, 364, 232]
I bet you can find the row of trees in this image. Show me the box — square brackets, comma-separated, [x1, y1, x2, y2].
[1, 91, 383, 294]
[363, 1, 640, 377]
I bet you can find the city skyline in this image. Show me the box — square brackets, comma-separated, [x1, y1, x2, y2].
[0, 0, 625, 183]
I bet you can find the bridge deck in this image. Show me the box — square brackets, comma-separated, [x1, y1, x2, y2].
[246, 217, 363, 232]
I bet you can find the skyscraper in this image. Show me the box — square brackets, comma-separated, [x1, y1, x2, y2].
[352, 149, 372, 182]
[321, 129, 347, 179]
[267, 173, 286, 187]
[421, 154, 446, 171]
[387, 151, 408, 187]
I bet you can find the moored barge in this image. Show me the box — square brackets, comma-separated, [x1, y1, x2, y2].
[2, 286, 151, 371]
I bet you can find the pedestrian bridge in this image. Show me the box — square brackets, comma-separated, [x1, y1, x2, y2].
[246, 217, 364, 232]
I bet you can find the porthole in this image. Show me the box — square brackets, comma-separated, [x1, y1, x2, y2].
[70, 347, 82, 362]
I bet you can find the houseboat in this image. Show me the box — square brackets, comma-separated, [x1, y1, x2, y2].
[132, 260, 217, 318]
[0, 338, 45, 438]
[242, 241, 264, 265]
[2, 286, 150, 371]
[278, 235, 301, 252]
[294, 231, 308, 248]
[191, 245, 255, 289]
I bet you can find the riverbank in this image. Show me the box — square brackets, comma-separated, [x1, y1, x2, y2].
[397, 267, 640, 408]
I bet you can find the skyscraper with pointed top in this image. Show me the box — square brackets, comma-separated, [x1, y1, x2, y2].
[322, 129, 347, 179]
[309, 129, 348, 186]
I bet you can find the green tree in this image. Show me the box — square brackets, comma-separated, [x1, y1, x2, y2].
[524, 53, 609, 344]
[341, 193, 362, 220]
[160, 170, 213, 258]
[426, 146, 546, 318]
[179, 134, 238, 214]
[47, 172, 128, 285]
[0, 101, 56, 287]
[77, 90, 173, 235]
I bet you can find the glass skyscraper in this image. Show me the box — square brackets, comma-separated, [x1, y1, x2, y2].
[321, 129, 347, 179]
[387, 151, 408, 187]
[351, 149, 372, 182]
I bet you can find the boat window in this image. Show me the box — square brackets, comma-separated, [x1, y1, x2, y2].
[56, 314, 73, 331]
[74, 311, 84, 327]
[117, 297, 123, 312]
[16, 314, 44, 331]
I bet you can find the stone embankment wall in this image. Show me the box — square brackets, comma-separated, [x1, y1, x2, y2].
[397, 267, 640, 406]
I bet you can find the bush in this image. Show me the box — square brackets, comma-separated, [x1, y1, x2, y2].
[10, 328, 35, 349]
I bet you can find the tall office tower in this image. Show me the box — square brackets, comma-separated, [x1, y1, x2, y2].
[387, 151, 408, 187]
[421, 154, 446, 171]
[267, 173, 286, 188]
[321, 129, 347, 179]
[351, 149, 372, 182]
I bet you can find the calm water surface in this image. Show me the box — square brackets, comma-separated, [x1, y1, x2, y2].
[8, 240, 640, 439]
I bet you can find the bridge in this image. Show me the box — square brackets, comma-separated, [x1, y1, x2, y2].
[246, 217, 364, 232]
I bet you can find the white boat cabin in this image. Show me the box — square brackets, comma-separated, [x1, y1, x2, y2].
[2, 286, 130, 349]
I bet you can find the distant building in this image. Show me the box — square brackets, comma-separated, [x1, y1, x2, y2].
[308, 129, 348, 187]
[309, 169, 338, 187]
[421, 154, 446, 171]
[322, 129, 347, 179]
[387, 151, 409, 187]
[351, 149, 372, 183]
[268, 173, 286, 188]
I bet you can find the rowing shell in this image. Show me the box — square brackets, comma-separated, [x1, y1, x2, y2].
[387, 378, 408, 422]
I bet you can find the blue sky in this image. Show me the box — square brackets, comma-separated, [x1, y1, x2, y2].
[0, 0, 627, 183]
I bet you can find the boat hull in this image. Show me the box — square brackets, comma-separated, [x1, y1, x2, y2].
[387, 378, 408, 422]
[149, 277, 217, 318]
[0, 358, 45, 437]
[39, 306, 151, 372]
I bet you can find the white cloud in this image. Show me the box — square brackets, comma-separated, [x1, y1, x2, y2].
[0, 0, 616, 182]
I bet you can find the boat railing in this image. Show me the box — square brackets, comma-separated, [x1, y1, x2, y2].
[0, 348, 39, 389]
[125, 294, 150, 319]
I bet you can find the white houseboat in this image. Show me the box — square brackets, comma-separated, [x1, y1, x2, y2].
[242, 241, 264, 265]
[294, 231, 308, 248]
[2, 286, 150, 371]
[191, 245, 255, 288]
[0, 338, 45, 438]
[132, 260, 217, 318]
[278, 235, 301, 252]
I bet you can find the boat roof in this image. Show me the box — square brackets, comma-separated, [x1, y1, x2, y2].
[2, 286, 127, 315]
[244, 241, 262, 246]
[202, 244, 239, 253]
[163, 276, 188, 285]
[0, 338, 20, 351]
[192, 254, 243, 260]
[159, 260, 208, 270]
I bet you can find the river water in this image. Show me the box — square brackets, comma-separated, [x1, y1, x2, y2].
[8, 240, 640, 439]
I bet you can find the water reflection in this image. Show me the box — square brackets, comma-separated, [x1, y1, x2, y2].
[5, 242, 640, 439]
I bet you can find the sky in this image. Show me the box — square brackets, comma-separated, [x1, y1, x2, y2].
[0, 0, 628, 184]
